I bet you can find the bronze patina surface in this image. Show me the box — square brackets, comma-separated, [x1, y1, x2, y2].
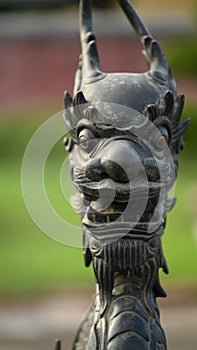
[60, 1, 189, 349]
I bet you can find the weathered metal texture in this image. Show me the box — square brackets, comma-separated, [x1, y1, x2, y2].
[62, 1, 189, 349]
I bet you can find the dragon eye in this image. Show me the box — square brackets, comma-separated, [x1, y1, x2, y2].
[78, 128, 96, 151]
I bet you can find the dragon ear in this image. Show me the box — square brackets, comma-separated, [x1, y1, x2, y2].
[73, 90, 88, 106]
[163, 90, 174, 116]
[74, 0, 103, 94]
[64, 91, 73, 109]
[64, 90, 88, 109]
[117, 0, 176, 94]
[63, 91, 75, 139]
[170, 93, 190, 154]
[64, 90, 89, 141]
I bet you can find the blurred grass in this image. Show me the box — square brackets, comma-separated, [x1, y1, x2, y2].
[0, 104, 196, 298]
[0, 110, 94, 297]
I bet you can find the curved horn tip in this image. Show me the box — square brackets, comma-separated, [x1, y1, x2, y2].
[55, 339, 61, 350]
[79, 0, 102, 82]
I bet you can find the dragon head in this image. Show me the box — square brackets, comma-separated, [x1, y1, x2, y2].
[63, 1, 189, 273]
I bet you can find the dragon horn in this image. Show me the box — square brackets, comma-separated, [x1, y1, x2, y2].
[78, 0, 102, 84]
[117, 0, 176, 94]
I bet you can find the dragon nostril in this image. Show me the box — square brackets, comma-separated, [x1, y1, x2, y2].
[100, 141, 141, 184]
[85, 141, 142, 183]
[101, 159, 129, 183]
[85, 158, 105, 181]
[143, 158, 160, 182]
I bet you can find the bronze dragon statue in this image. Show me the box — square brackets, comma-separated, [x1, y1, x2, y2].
[60, 0, 189, 349]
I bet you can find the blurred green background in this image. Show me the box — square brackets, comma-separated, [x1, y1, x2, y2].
[0, 0, 197, 300]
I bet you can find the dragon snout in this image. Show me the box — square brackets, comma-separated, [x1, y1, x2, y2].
[85, 140, 142, 183]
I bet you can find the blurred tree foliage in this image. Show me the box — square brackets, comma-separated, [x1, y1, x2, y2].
[182, 105, 196, 158]
[163, 35, 197, 76]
